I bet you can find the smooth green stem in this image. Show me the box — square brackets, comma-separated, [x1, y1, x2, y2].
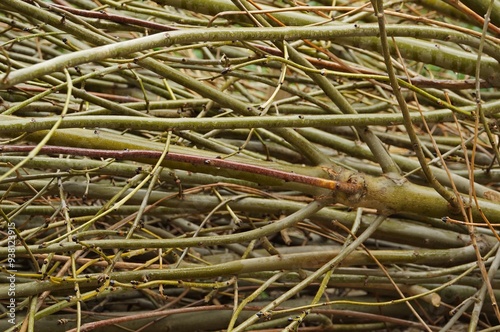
[371, 0, 458, 208]
[3, 99, 499, 134]
[0, 244, 491, 299]
[0, 13, 498, 88]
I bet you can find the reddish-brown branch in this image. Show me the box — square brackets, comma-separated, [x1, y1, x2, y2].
[246, 44, 491, 88]
[66, 305, 230, 332]
[48, 4, 180, 32]
[0, 145, 362, 194]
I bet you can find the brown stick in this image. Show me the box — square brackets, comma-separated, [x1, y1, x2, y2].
[0, 145, 362, 194]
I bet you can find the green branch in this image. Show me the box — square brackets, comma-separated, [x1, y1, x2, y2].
[3, 100, 500, 134]
[0, 22, 498, 88]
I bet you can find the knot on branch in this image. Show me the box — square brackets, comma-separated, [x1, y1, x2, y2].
[322, 166, 366, 204]
[341, 173, 367, 204]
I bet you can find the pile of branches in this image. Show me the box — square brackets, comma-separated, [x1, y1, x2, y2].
[0, 0, 499, 331]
